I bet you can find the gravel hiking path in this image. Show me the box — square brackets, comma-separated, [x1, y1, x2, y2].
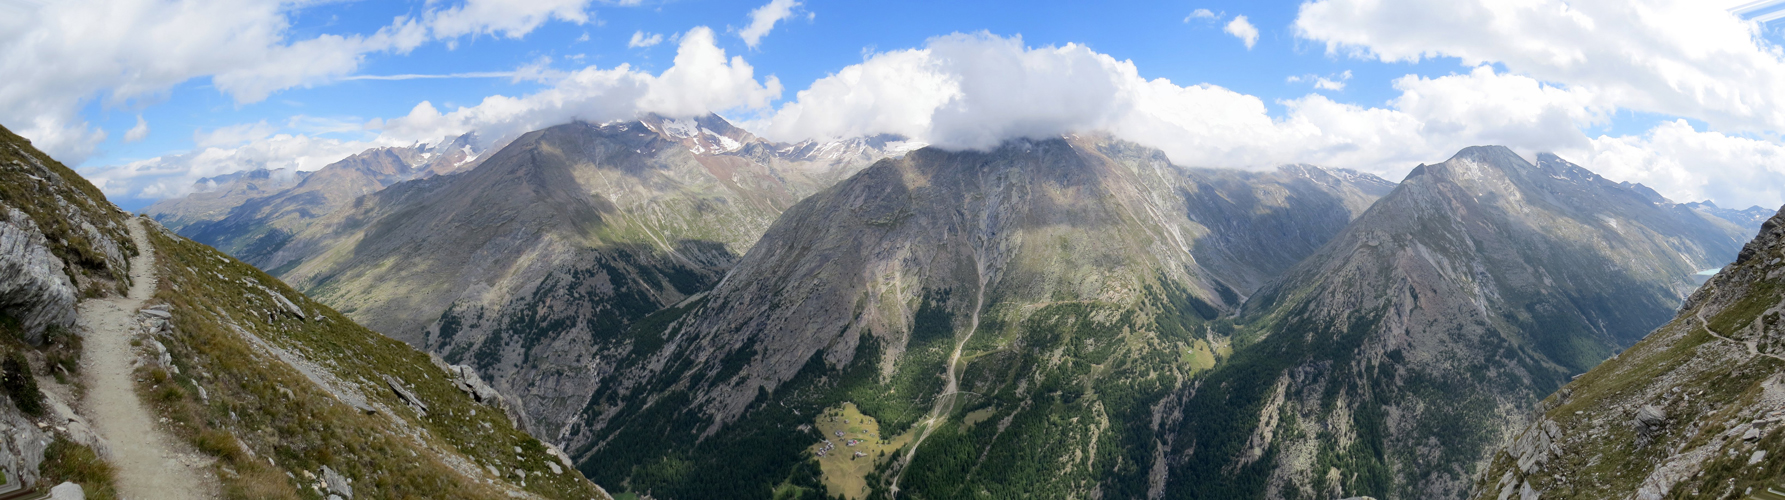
[1695, 282, 1785, 364]
[79, 217, 216, 499]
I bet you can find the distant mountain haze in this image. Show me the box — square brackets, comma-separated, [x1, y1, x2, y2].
[143, 133, 483, 267]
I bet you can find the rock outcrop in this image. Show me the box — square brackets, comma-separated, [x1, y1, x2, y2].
[0, 126, 135, 344]
[0, 208, 77, 344]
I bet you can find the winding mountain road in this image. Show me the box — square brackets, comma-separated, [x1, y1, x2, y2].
[78, 217, 216, 499]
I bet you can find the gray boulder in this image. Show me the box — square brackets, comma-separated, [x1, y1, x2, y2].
[382, 374, 427, 414]
[48, 481, 83, 500]
[449, 365, 503, 407]
[1636, 405, 1668, 432]
[321, 465, 352, 499]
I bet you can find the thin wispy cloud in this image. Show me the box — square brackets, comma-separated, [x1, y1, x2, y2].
[1731, 0, 1785, 22]
[1184, 8, 1219, 22]
[340, 72, 519, 81]
[1288, 70, 1352, 91]
[740, 0, 801, 48]
[629, 30, 664, 48]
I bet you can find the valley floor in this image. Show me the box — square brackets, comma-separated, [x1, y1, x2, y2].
[77, 218, 216, 499]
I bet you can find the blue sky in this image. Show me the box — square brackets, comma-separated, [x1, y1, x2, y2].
[5, 0, 1785, 210]
[85, 1, 1329, 161]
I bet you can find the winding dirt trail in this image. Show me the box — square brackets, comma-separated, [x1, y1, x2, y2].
[1693, 283, 1785, 364]
[78, 217, 216, 499]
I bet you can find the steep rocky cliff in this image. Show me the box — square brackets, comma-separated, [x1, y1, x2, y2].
[172, 116, 905, 448]
[1472, 206, 1785, 500]
[0, 126, 136, 344]
[1160, 147, 1749, 500]
[557, 135, 1392, 499]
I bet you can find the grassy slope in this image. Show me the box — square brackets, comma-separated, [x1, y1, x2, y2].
[141, 220, 609, 499]
[1471, 213, 1785, 499]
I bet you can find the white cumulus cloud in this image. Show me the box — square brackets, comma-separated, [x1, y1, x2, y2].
[1225, 15, 1259, 49]
[739, 0, 801, 48]
[1294, 0, 1785, 134]
[1582, 122, 1785, 210]
[0, 0, 603, 166]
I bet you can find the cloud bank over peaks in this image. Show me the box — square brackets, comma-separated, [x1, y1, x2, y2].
[373, 26, 779, 146]
[758, 33, 1134, 152]
[86, 25, 780, 202]
[755, 32, 1783, 208]
[757, 33, 1568, 171]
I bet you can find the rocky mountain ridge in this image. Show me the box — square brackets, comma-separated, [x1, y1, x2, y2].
[554, 134, 1395, 498]
[125, 114, 1758, 500]
[1686, 200, 1777, 236]
[1160, 146, 1749, 500]
[141, 168, 309, 233]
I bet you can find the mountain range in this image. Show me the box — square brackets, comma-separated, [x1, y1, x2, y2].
[144, 132, 483, 267]
[1685, 200, 1777, 237]
[129, 113, 1762, 499]
[1163, 146, 1747, 499]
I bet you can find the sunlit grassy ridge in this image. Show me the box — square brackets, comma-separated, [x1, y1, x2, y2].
[1472, 210, 1785, 499]
[141, 223, 607, 499]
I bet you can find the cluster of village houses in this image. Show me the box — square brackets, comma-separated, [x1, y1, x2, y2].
[816, 416, 879, 460]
